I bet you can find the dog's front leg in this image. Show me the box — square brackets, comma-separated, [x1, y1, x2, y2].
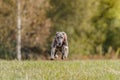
[51, 47, 56, 60]
[62, 46, 69, 60]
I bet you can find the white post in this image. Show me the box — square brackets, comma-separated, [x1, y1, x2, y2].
[17, 0, 21, 61]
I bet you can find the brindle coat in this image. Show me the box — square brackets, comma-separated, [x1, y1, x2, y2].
[51, 32, 69, 60]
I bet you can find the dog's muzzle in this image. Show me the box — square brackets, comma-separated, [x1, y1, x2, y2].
[57, 43, 62, 47]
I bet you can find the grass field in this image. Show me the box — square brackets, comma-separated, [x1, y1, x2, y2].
[0, 60, 120, 80]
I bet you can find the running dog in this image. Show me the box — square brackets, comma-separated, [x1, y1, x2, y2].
[50, 32, 69, 60]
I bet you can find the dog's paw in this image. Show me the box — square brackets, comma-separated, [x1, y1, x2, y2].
[50, 58, 54, 60]
[61, 55, 67, 60]
[55, 55, 58, 58]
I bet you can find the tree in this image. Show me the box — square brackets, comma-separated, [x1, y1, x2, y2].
[17, 0, 21, 61]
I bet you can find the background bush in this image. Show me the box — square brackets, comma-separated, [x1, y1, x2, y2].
[0, 0, 120, 59]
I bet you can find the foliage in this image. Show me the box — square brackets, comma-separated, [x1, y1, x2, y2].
[0, 0, 120, 59]
[0, 0, 51, 59]
[20, 0, 51, 59]
[0, 0, 16, 59]
[48, 0, 120, 55]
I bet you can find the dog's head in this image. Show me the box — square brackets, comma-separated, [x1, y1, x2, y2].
[55, 32, 66, 47]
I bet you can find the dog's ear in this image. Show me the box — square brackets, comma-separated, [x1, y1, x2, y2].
[62, 32, 68, 46]
[62, 32, 67, 42]
[62, 32, 65, 35]
[56, 32, 59, 36]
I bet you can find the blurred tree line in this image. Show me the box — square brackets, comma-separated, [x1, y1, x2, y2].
[0, 0, 120, 59]
[0, 0, 16, 59]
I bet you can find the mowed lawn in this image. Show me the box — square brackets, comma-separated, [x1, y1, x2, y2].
[0, 60, 120, 80]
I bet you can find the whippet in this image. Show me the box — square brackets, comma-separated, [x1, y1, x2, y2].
[50, 32, 69, 60]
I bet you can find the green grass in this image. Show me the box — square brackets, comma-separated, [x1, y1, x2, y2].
[0, 60, 120, 80]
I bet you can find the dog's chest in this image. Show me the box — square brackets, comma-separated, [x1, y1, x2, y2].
[56, 46, 63, 52]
